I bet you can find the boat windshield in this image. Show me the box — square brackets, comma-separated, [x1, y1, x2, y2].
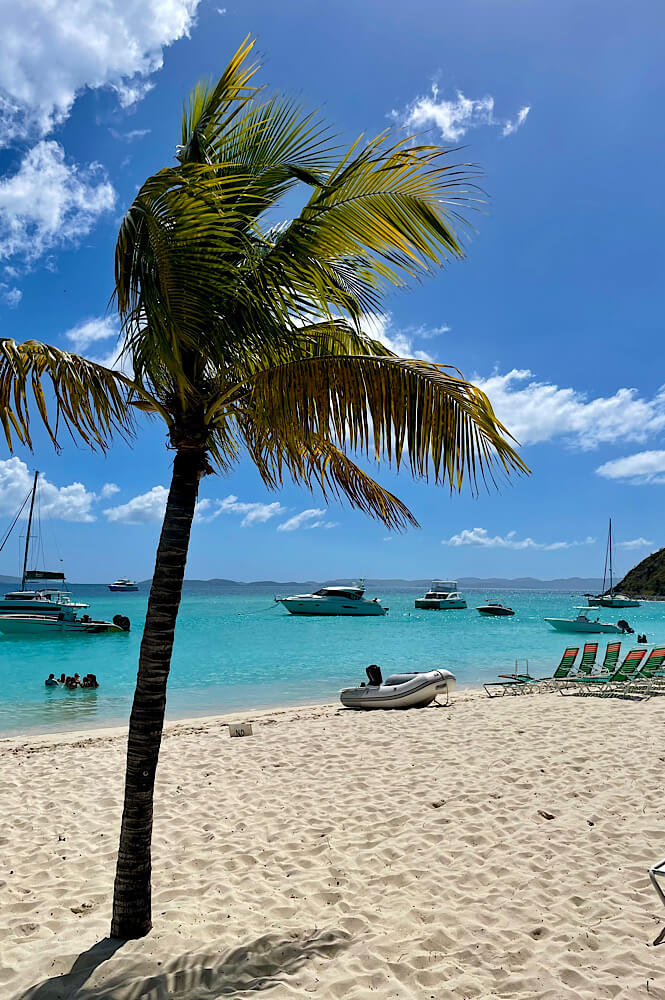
[425, 592, 451, 599]
[315, 588, 362, 600]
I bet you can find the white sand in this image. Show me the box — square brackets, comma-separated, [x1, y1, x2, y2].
[2, 690, 665, 999]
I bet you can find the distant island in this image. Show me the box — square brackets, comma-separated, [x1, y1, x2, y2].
[0, 574, 605, 593]
[616, 547, 665, 598]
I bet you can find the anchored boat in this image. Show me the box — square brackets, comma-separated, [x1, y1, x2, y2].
[586, 520, 640, 608]
[544, 610, 632, 634]
[415, 580, 467, 610]
[477, 601, 515, 617]
[276, 582, 387, 616]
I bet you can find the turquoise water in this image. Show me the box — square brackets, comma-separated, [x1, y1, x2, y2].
[1, 589, 664, 736]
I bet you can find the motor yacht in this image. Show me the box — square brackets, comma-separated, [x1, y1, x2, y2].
[276, 583, 387, 616]
[414, 580, 467, 610]
[108, 578, 139, 592]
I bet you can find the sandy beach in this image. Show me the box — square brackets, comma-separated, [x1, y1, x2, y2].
[2, 689, 665, 1000]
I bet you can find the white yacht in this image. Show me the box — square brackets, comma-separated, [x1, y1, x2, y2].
[415, 580, 467, 610]
[276, 583, 388, 616]
[109, 578, 139, 592]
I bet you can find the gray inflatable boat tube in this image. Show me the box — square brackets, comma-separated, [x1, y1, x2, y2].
[340, 669, 456, 709]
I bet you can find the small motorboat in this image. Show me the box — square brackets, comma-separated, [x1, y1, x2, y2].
[340, 665, 456, 709]
[544, 610, 632, 635]
[477, 601, 515, 617]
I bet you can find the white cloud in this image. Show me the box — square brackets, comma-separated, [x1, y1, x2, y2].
[65, 316, 119, 352]
[595, 450, 665, 485]
[103, 489, 287, 526]
[442, 527, 595, 551]
[104, 485, 169, 524]
[362, 313, 434, 361]
[100, 483, 120, 499]
[617, 537, 654, 550]
[502, 106, 531, 136]
[0, 141, 115, 265]
[0, 457, 98, 522]
[0, 1, 201, 144]
[278, 508, 337, 532]
[108, 127, 152, 143]
[216, 495, 286, 527]
[474, 370, 665, 449]
[0, 284, 21, 307]
[395, 83, 531, 142]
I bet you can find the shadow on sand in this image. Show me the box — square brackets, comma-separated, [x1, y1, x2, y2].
[18, 928, 351, 999]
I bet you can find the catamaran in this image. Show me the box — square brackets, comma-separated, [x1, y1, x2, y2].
[586, 519, 641, 608]
[0, 471, 128, 636]
[414, 580, 467, 610]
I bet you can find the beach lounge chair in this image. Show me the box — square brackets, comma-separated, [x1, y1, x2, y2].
[484, 647, 578, 697]
[623, 647, 665, 697]
[560, 647, 647, 697]
[593, 640, 621, 676]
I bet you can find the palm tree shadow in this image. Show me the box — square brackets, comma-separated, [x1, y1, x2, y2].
[18, 928, 351, 999]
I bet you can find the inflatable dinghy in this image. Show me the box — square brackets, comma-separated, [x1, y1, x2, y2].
[340, 665, 456, 709]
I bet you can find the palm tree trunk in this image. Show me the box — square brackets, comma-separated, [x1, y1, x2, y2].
[111, 445, 205, 939]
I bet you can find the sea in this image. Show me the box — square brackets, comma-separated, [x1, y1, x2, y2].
[1, 588, 663, 737]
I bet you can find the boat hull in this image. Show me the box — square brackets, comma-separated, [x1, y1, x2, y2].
[278, 598, 387, 616]
[477, 607, 514, 617]
[588, 596, 641, 608]
[108, 585, 138, 592]
[340, 669, 455, 709]
[415, 598, 467, 610]
[544, 618, 622, 634]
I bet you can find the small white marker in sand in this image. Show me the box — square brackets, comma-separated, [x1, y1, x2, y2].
[228, 722, 253, 738]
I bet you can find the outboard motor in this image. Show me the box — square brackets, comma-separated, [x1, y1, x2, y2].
[366, 664, 383, 686]
[113, 614, 131, 632]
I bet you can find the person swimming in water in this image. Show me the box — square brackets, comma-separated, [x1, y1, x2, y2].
[45, 673, 59, 686]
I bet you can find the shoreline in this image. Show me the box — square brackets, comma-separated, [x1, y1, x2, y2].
[0, 686, 484, 747]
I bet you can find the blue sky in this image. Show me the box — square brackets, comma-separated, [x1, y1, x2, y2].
[0, 0, 663, 583]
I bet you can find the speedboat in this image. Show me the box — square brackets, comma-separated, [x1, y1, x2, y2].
[544, 610, 631, 635]
[415, 580, 467, 610]
[477, 601, 515, 617]
[109, 578, 139, 592]
[0, 611, 130, 636]
[340, 665, 456, 709]
[276, 583, 387, 616]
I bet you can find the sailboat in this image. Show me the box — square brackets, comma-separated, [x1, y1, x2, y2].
[0, 471, 129, 635]
[586, 519, 641, 609]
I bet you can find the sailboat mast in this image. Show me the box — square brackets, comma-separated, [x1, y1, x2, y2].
[21, 471, 38, 591]
[608, 518, 613, 597]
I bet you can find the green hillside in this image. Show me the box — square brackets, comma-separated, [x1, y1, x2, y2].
[616, 547, 665, 596]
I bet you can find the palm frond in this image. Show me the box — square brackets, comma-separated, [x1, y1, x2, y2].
[0, 339, 132, 451]
[233, 354, 527, 492]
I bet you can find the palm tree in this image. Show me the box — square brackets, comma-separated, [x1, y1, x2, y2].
[0, 38, 526, 940]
